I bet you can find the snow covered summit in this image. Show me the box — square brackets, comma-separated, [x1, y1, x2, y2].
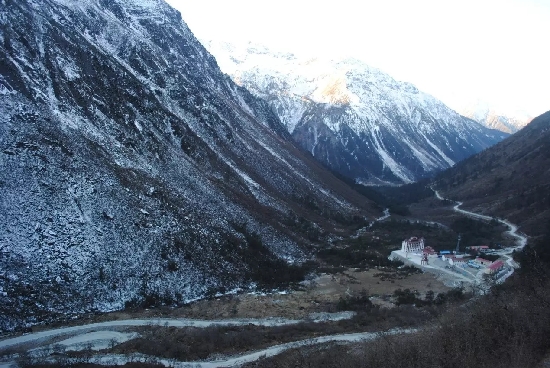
[205, 41, 508, 185]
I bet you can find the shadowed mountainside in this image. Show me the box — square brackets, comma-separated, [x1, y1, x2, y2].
[0, 0, 379, 330]
[434, 110, 550, 236]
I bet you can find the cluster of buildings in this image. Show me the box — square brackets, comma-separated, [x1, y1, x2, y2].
[400, 237, 507, 275]
[441, 255, 505, 275]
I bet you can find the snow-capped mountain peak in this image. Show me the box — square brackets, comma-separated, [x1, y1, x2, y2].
[205, 41, 508, 185]
[457, 100, 532, 133]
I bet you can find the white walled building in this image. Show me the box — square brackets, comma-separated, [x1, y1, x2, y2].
[401, 237, 425, 253]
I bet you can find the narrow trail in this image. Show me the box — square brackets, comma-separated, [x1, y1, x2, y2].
[367, 208, 390, 229]
[377, 208, 391, 221]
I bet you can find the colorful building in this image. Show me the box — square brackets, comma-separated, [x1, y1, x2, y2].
[487, 260, 505, 274]
[401, 237, 425, 253]
[423, 246, 436, 256]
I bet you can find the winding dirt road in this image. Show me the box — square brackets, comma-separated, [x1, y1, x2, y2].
[0, 313, 354, 351]
[0, 315, 417, 368]
[433, 189, 527, 249]
[21, 328, 417, 368]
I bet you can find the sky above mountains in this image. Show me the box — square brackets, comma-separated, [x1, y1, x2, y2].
[166, 0, 549, 119]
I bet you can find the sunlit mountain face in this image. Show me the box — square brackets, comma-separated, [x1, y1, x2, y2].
[204, 41, 508, 185]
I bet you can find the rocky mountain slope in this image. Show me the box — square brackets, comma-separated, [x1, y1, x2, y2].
[205, 42, 508, 185]
[0, 0, 379, 330]
[434, 110, 550, 237]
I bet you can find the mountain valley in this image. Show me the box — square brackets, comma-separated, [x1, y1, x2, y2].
[1, 0, 550, 367]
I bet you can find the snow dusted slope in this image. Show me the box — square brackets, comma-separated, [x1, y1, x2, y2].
[0, 0, 378, 330]
[206, 42, 508, 185]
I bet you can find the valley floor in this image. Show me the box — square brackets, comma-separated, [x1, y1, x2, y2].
[0, 191, 529, 367]
[0, 266, 447, 367]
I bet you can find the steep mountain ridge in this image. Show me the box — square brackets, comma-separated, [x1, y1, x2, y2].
[205, 41, 508, 185]
[0, 0, 377, 330]
[435, 110, 550, 236]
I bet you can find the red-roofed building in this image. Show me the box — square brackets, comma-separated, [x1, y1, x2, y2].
[423, 246, 436, 256]
[487, 260, 505, 274]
